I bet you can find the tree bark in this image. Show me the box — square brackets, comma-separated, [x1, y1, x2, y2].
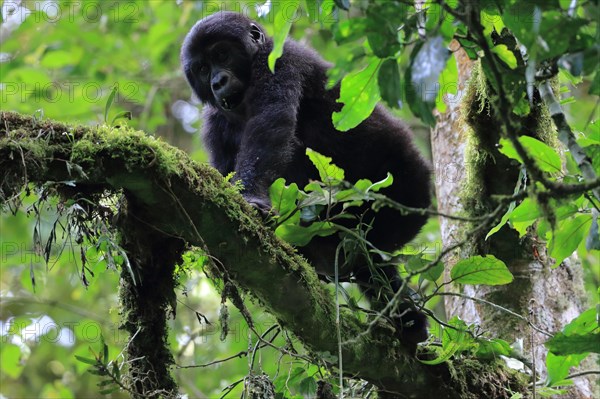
[431, 45, 594, 398]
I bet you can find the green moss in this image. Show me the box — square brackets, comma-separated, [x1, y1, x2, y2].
[460, 62, 495, 217]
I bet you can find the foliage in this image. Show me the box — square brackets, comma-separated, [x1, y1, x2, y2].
[1, 0, 598, 398]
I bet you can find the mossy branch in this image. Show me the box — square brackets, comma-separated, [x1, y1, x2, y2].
[0, 111, 525, 398]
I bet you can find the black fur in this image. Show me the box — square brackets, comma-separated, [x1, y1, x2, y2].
[181, 12, 431, 348]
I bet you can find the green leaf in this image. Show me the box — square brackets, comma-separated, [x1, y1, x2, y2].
[365, 1, 406, 58]
[75, 355, 98, 366]
[367, 173, 393, 191]
[112, 362, 121, 380]
[333, 18, 368, 43]
[491, 44, 518, 69]
[518, 136, 562, 173]
[475, 338, 513, 359]
[269, 178, 300, 218]
[546, 352, 588, 387]
[486, 201, 516, 239]
[104, 84, 118, 124]
[498, 138, 522, 163]
[548, 215, 593, 267]
[306, 148, 345, 182]
[379, 59, 402, 109]
[268, 0, 301, 72]
[41, 48, 84, 69]
[487, 170, 526, 239]
[563, 308, 598, 335]
[298, 376, 317, 395]
[332, 58, 382, 131]
[421, 317, 469, 365]
[451, 255, 513, 285]
[275, 222, 336, 246]
[546, 332, 600, 355]
[110, 111, 132, 126]
[503, 8, 588, 60]
[508, 198, 540, 237]
[0, 344, 25, 379]
[101, 336, 108, 364]
[499, 137, 562, 173]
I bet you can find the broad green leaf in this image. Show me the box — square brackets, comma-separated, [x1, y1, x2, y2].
[499, 137, 561, 173]
[548, 215, 593, 267]
[306, 148, 345, 181]
[508, 198, 540, 237]
[546, 332, 600, 355]
[475, 338, 512, 359]
[365, 1, 406, 58]
[0, 344, 25, 379]
[268, 0, 301, 72]
[269, 178, 300, 218]
[339, 174, 393, 201]
[491, 45, 518, 69]
[41, 48, 84, 69]
[503, 8, 587, 60]
[332, 58, 382, 131]
[513, 93, 531, 116]
[275, 221, 336, 246]
[518, 136, 562, 173]
[563, 308, 597, 336]
[546, 351, 588, 386]
[379, 59, 402, 109]
[298, 376, 317, 395]
[451, 255, 513, 285]
[333, 18, 368, 43]
[506, 198, 578, 237]
[498, 138, 521, 162]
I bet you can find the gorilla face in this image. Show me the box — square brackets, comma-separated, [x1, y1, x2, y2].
[186, 41, 251, 112]
[182, 19, 265, 114]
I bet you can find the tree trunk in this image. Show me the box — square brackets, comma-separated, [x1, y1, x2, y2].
[431, 44, 594, 398]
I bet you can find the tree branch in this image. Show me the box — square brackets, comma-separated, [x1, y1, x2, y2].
[0, 111, 525, 397]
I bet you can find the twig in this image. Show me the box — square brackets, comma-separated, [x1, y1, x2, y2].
[538, 80, 600, 201]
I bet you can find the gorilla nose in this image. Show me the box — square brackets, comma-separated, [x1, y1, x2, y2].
[211, 72, 229, 91]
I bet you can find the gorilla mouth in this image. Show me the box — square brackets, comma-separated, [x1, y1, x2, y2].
[220, 92, 244, 111]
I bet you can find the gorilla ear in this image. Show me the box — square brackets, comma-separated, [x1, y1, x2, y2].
[249, 24, 265, 44]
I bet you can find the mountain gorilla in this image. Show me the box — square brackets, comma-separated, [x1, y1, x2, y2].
[181, 12, 431, 348]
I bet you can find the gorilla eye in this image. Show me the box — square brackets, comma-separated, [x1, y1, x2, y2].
[199, 64, 209, 75]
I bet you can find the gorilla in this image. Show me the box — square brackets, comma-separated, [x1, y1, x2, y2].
[181, 11, 431, 348]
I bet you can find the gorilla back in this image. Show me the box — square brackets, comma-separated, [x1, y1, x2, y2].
[181, 12, 431, 347]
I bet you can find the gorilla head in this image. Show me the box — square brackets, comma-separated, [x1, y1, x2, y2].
[181, 12, 267, 113]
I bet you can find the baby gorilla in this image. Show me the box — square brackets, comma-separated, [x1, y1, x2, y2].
[181, 11, 431, 349]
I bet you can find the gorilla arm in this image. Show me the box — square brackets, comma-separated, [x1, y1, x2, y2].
[233, 62, 305, 210]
